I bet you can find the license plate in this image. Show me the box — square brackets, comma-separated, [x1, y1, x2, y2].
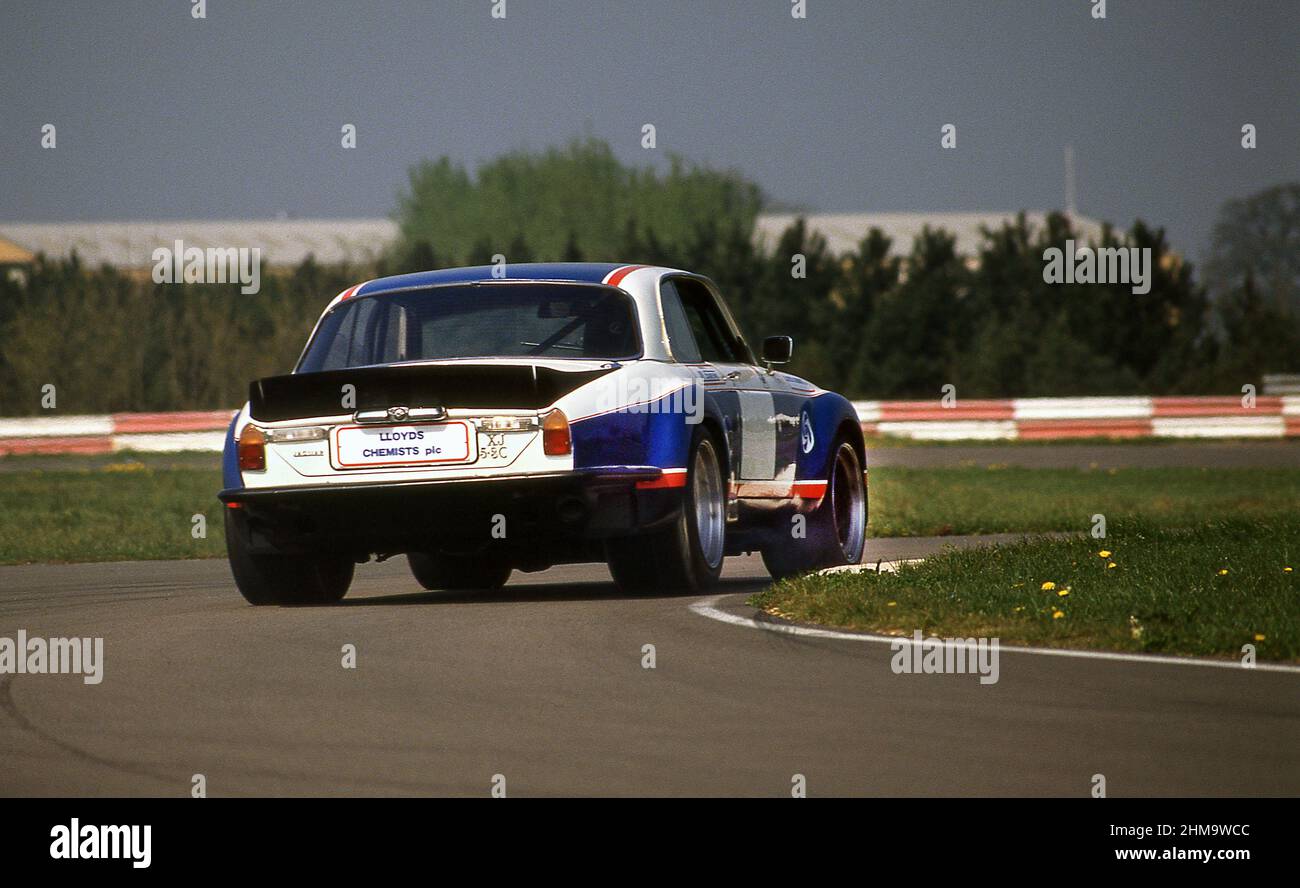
[331, 421, 473, 469]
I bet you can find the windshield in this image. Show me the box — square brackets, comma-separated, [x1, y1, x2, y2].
[298, 283, 641, 372]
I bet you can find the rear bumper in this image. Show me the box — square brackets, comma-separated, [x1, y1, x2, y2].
[218, 467, 682, 557]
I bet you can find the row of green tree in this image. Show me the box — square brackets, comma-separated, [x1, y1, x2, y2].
[0, 258, 360, 416]
[698, 213, 1300, 398]
[392, 146, 1300, 397]
[0, 142, 1295, 416]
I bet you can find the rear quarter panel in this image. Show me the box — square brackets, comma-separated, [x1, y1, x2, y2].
[796, 391, 865, 482]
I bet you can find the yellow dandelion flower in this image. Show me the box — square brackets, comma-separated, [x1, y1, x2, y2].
[1285, 567, 1293, 573]
[1218, 569, 1229, 576]
[1058, 588, 1070, 597]
[102, 461, 147, 473]
[1052, 610, 1065, 619]
[886, 601, 897, 607]
[1098, 550, 1112, 558]
[1107, 562, 1117, 569]
[1254, 633, 1266, 642]
[1041, 581, 1056, 591]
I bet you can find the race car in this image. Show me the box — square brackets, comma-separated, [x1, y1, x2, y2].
[218, 263, 867, 604]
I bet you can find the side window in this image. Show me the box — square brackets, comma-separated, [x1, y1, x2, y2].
[660, 281, 703, 363]
[377, 302, 411, 363]
[346, 298, 381, 366]
[311, 298, 380, 370]
[313, 304, 355, 371]
[674, 279, 744, 364]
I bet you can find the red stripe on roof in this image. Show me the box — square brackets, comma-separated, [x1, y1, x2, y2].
[605, 265, 647, 288]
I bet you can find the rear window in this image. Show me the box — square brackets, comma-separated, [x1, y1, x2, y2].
[298, 283, 641, 372]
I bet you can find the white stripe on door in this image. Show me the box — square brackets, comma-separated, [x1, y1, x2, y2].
[737, 391, 776, 479]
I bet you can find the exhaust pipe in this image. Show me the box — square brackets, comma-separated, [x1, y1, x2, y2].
[556, 495, 588, 525]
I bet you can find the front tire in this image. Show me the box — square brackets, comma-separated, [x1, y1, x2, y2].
[606, 428, 726, 594]
[225, 509, 354, 606]
[407, 552, 512, 591]
[762, 435, 867, 580]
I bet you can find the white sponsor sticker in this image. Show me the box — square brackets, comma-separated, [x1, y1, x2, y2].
[331, 422, 472, 469]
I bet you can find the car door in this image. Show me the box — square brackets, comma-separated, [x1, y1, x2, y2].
[661, 277, 783, 485]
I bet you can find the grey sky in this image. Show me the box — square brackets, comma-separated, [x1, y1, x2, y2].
[2, 1, 1296, 260]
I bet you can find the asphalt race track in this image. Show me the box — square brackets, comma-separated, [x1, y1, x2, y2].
[2, 529, 1297, 797]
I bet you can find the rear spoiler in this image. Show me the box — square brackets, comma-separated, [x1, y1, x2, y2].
[248, 363, 614, 423]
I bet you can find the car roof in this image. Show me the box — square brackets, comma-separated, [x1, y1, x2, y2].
[314, 263, 712, 363]
[354, 263, 634, 297]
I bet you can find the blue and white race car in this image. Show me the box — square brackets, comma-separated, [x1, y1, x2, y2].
[219, 263, 867, 604]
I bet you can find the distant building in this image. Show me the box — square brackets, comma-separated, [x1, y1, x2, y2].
[754, 211, 1107, 264]
[0, 234, 35, 264]
[0, 211, 1107, 273]
[0, 218, 398, 272]
[0, 234, 37, 284]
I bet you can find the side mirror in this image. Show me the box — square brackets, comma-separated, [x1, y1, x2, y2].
[761, 335, 793, 367]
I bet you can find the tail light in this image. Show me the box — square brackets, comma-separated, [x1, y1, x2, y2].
[541, 409, 571, 456]
[237, 425, 267, 471]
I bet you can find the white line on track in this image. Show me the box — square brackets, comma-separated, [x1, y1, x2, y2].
[691, 560, 1300, 675]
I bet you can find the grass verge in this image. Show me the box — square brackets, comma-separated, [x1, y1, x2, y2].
[750, 518, 1300, 661]
[867, 466, 1300, 537]
[1, 458, 1298, 567]
[0, 462, 225, 564]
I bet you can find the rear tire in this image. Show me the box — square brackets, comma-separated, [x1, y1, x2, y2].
[606, 428, 726, 594]
[407, 552, 512, 591]
[762, 435, 867, 580]
[225, 509, 354, 606]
